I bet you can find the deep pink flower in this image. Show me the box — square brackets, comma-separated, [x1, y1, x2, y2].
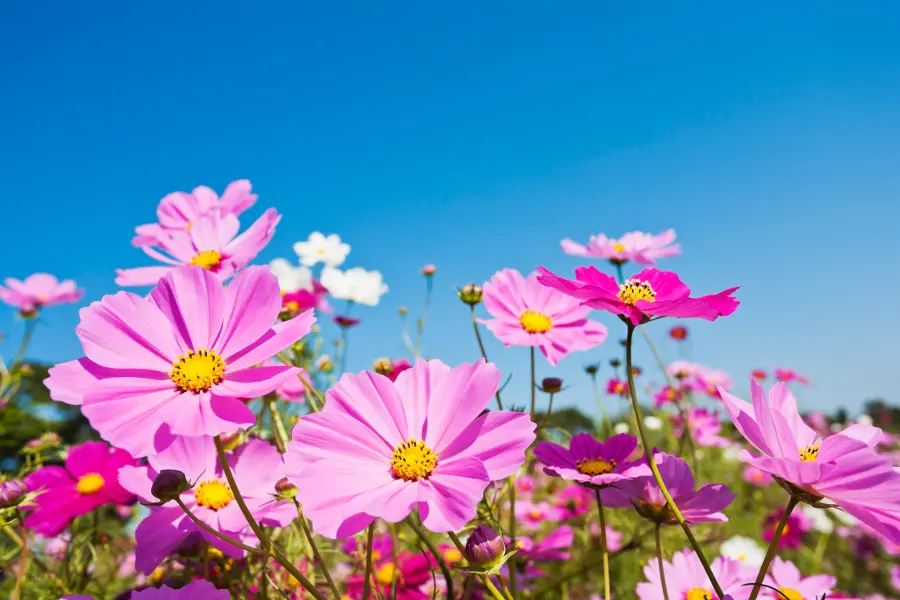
[762, 557, 835, 600]
[535, 433, 645, 487]
[537, 267, 739, 326]
[480, 269, 607, 365]
[334, 315, 360, 328]
[24, 442, 136, 536]
[130, 579, 231, 599]
[117, 209, 280, 287]
[636, 548, 755, 600]
[721, 380, 900, 543]
[743, 466, 774, 487]
[601, 451, 735, 525]
[503, 526, 575, 580]
[673, 408, 730, 448]
[654, 385, 684, 408]
[751, 369, 767, 382]
[774, 368, 809, 385]
[561, 229, 680, 266]
[763, 507, 811, 550]
[118, 436, 295, 573]
[282, 281, 330, 315]
[515, 500, 556, 529]
[285, 359, 535, 537]
[669, 325, 688, 341]
[553, 483, 592, 519]
[45, 266, 314, 457]
[606, 378, 629, 397]
[346, 549, 440, 600]
[0, 274, 83, 314]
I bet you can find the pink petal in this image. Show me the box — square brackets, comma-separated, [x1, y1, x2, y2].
[213, 266, 282, 358]
[216, 365, 299, 399]
[134, 508, 187, 574]
[424, 359, 501, 454]
[325, 370, 410, 449]
[439, 411, 535, 479]
[149, 266, 225, 352]
[224, 208, 280, 264]
[115, 266, 176, 287]
[231, 439, 285, 496]
[223, 309, 315, 371]
[162, 391, 254, 438]
[65, 441, 115, 478]
[118, 465, 155, 503]
[418, 457, 489, 532]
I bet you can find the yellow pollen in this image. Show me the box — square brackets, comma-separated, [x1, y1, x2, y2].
[612, 242, 626, 252]
[170, 348, 225, 393]
[194, 479, 234, 510]
[617, 278, 657, 305]
[686, 588, 714, 600]
[375, 563, 396, 586]
[520, 310, 552, 333]
[76, 473, 105, 495]
[444, 548, 462, 563]
[576, 458, 616, 477]
[781, 524, 790, 536]
[529, 510, 542, 520]
[779, 588, 803, 600]
[799, 444, 820, 462]
[391, 439, 437, 481]
[189, 249, 222, 271]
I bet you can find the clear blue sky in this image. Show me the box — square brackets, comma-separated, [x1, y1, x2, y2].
[3, 2, 898, 416]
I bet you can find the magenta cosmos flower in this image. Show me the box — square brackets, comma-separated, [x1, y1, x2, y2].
[602, 451, 735, 525]
[561, 229, 680, 266]
[133, 179, 257, 246]
[45, 265, 314, 457]
[720, 380, 900, 543]
[673, 408, 730, 448]
[119, 436, 295, 573]
[285, 358, 535, 537]
[131, 580, 230, 600]
[637, 548, 755, 600]
[117, 208, 280, 287]
[479, 268, 607, 365]
[763, 557, 835, 600]
[763, 507, 811, 550]
[537, 266, 739, 326]
[0, 273, 83, 314]
[346, 548, 440, 600]
[24, 441, 136, 536]
[774, 368, 809, 385]
[535, 433, 646, 487]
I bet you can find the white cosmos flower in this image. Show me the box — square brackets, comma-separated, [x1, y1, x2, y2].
[293, 232, 351, 267]
[269, 258, 314, 292]
[720, 536, 765, 567]
[613, 422, 630, 434]
[643, 415, 663, 431]
[320, 267, 388, 306]
[800, 505, 834, 534]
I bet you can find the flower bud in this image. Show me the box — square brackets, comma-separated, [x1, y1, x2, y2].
[584, 364, 599, 376]
[275, 477, 297, 500]
[465, 525, 505, 568]
[0, 479, 27, 508]
[218, 432, 242, 451]
[373, 358, 394, 376]
[669, 325, 688, 341]
[609, 358, 621, 368]
[334, 315, 360, 329]
[398, 305, 409, 316]
[151, 469, 190, 503]
[457, 284, 483, 306]
[24, 432, 61, 451]
[421, 264, 437, 277]
[540, 377, 563, 394]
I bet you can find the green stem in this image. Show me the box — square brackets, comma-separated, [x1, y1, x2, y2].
[624, 324, 724, 599]
[591, 375, 611, 436]
[338, 300, 353, 376]
[406, 517, 455, 600]
[414, 276, 433, 355]
[529, 347, 536, 418]
[595, 490, 611, 600]
[748, 497, 799, 600]
[389, 523, 400, 600]
[508, 475, 518, 598]
[293, 501, 341, 600]
[3, 526, 70, 593]
[265, 396, 289, 453]
[9, 318, 38, 373]
[470, 306, 502, 409]
[538, 393, 556, 430]
[655, 524, 670, 600]
[446, 531, 507, 600]
[362, 522, 375, 600]
[175, 497, 265, 555]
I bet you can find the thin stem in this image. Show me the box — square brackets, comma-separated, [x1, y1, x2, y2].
[624, 324, 724, 599]
[594, 490, 611, 600]
[655, 524, 670, 600]
[294, 501, 341, 600]
[470, 306, 502, 409]
[299, 372, 324, 413]
[591, 375, 611, 436]
[406, 517, 455, 600]
[748, 497, 799, 600]
[362, 522, 375, 600]
[265, 396, 289, 453]
[3, 526, 70, 593]
[414, 276, 434, 355]
[538, 392, 556, 430]
[175, 497, 265, 555]
[9, 318, 38, 373]
[529, 347, 536, 417]
[508, 475, 518, 598]
[390, 523, 400, 600]
[338, 299, 353, 377]
[12, 521, 28, 600]
[446, 531, 506, 600]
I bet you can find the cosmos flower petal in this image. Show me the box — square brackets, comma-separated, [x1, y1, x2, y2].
[424, 359, 501, 453]
[230, 439, 287, 497]
[115, 266, 179, 287]
[134, 508, 189, 574]
[223, 309, 315, 371]
[418, 457, 490, 533]
[149, 266, 225, 351]
[533, 441, 577, 470]
[213, 266, 283, 357]
[118, 465, 155, 503]
[164, 391, 255, 438]
[438, 411, 536, 479]
[325, 370, 410, 449]
[215, 365, 299, 400]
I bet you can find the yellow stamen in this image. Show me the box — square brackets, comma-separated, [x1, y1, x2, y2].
[170, 348, 225, 393]
[190, 249, 222, 271]
[799, 444, 820, 462]
[612, 242, 626, 252]
[391, 439, 437, 481]
[529, 510, 542, 520]
[576, 458, 616, 477]
[375, 563, 396, 586]
[76, 473, 105, 495]
[194, 479, 234, 510]
[617, 278, 657, 305]
[686, 588, 714, 600]
[443, 548, 462, 563]
[779, 588, 803, 600]
[520, 310, 552, 333]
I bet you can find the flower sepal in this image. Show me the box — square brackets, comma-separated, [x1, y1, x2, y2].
[457, 549, 518, 576]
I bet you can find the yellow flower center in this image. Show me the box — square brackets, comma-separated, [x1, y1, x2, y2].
[170, 348, 225, 393]
[576, 458, 616, 476]
[799, 444, 820, 462]
[780, 588, 803, 600]
[529, 510, 542, 520]
[443, 548, 462, 563]
[612, 242, 626, 252]
[194, 479, 234, 511]
[375, 563, 396, 586]
[686, 588, 714, 600]
[76, 473, 105, 495]
[391, 439, 437, 481]
[617, 278, 657, 305]
[189, 249, 222, 271]
[519, 310, 552, 333]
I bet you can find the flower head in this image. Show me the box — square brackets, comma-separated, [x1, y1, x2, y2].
[743, 466, 774, 487]
[763, 557, 836, 600]
[553, 483, 592, 519]
[129, 579, 230, 599]
[458, 283, 484, 306]
[654, 385, 684, 408]
[719, 536, 766, 568]
[0, 479, 28, 508]
[561, 229, 680, 266]
[321, 267, 388, 306]
[293, 232, 350, 267]
[751, 369, 768, 382]
[636, 548, 755, 600]
[763, 507, 811, 550]
[535, 433, 645, 488]
[373, 358, 412, 382]
[669, 325, 688, 341]
[0, 274, 83, 315]
[285, 359, 535, 537]
[774, 368, 809, 386]
[46, 265, 314, 457]
[515, 500, 556, 529]
[606, 378, 629, 397]
[480, 269, 607, 366]
[466, 525, 506, 568]
[674, 408, 730, 448]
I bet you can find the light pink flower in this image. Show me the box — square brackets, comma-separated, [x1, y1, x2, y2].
[636, 548, 755, 600]
[537, 267, 739, 326]
[743, 465, 774, 487]
[0, 274, 83, 314]
[515, 500, 556, 529]
[45, 265, 314, 457]
[762, 557, 835, 600]
[674, 408, 730, 448]
[480, 269, 607, 366]
[117, 209, 280, 287]
[692, 366, 733, 398]
[561, 229, 680, 266]
[285, 359, 536, 538]
[589, 523, 623, 551]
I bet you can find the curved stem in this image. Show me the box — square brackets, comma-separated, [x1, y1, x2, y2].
[654, 524, 670, 600]
[748, 497, 799, 600]
[529, 347, 536, 418]
[470, 306, 502, 409]
[294, 501, 342, 600]
[508, 476, 518, 597]
[175, 497, 265, 555]
[446, 531, 507, 600]
[9, 318, 38, 373]
[624, 324, 724, 599]
[406, 517, 455, 600]
[12, 520, 28, 600]
[594, 490, 611, 600]
[362, 522, 375, 600]
[265, 396, 289, 453]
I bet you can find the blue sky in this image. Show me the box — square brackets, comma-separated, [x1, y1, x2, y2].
[2, 2, 898, 416]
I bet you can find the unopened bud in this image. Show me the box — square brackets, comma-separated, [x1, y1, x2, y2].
[584, 364, 599, 376]
[458, 284, 483, 306]
[465, 525, 505, 568]
[275, 477, 297, 499]
[540, 377, 563, 394]
[421, 264, 437, 277]
[151, 470, 190, 503]
[398, 306, 409, 316]
[0, 480, 27, 508]
[669, 325, 688, 341]
[218, 432, 242, 451]
[609, 358, 621, 368]
[373, 358, 394, 376]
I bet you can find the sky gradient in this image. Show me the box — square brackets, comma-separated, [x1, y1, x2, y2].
[3, 1, 899, 416]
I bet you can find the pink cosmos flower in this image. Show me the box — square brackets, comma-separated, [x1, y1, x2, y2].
[130, 579, 231, 599]
[743, 466, 775, 487]
[45, 265, 314, 457]
[119, 436, 295, 573]
[133, 179, 258, 246]
[0, 273, 83, 314]
[762, 557, 835, 600]
[480, 269, 607, 365]
[606, 378, 629, 397]
[262, 358, 309, 403]
[553, 483, 592, 519]
[589, 523, 624, 551]
[763, 507, 811, 550]
[561, 229, 680, 266]
[346, 549, 442, 600]
[693, 367, 733, 398]
[751, 369, 768, 382]
[654, 385, 684, 408]
[721, 380, 900, 543]
[535, 433, 646, 487]
[774, 368, 810, 386]
[601, 451, 735, 525]
[281, 281, 330, 315]
[24, 441, 136, 536]
[673, 408, 730, 448]
[537, 267, 739, 326]
[515, 500, 556, 529]
[502, 526, 575, 581]
[117, 209, 280, 287]
[636, 548, 755, 600]
[668, 360, 702, 381]
[285, 359, 536, 537]
[374, 358, 413, 382]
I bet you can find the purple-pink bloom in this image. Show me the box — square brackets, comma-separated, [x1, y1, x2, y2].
[118, 436, 294, 573]
[480, 268, 607, 366]
[515, 500, 556, 529]
[606, 378, 629, 397]
[762, 557, 835, 600]
[561, 229, 680, 266]
[654, 385, 684, 408]
[537, 267, 739, 326]
[45, 265, 314, 457]
[0, 273, 83, 314]
[535, 433, 645, 487]
[636, 548, 755, 600]
[774, 368, 810, 386]
[743, 465, 775, 487]
[721, 380, 900, 543]
[117, 209, 280, 287]
[763, 507, 811, 550]
[552, 483, 592, 519]
[130, 579, 231, 599]
[673, 408, 730, 448]
[24, 442, 136, 536]
[285, 359, 535, 538]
